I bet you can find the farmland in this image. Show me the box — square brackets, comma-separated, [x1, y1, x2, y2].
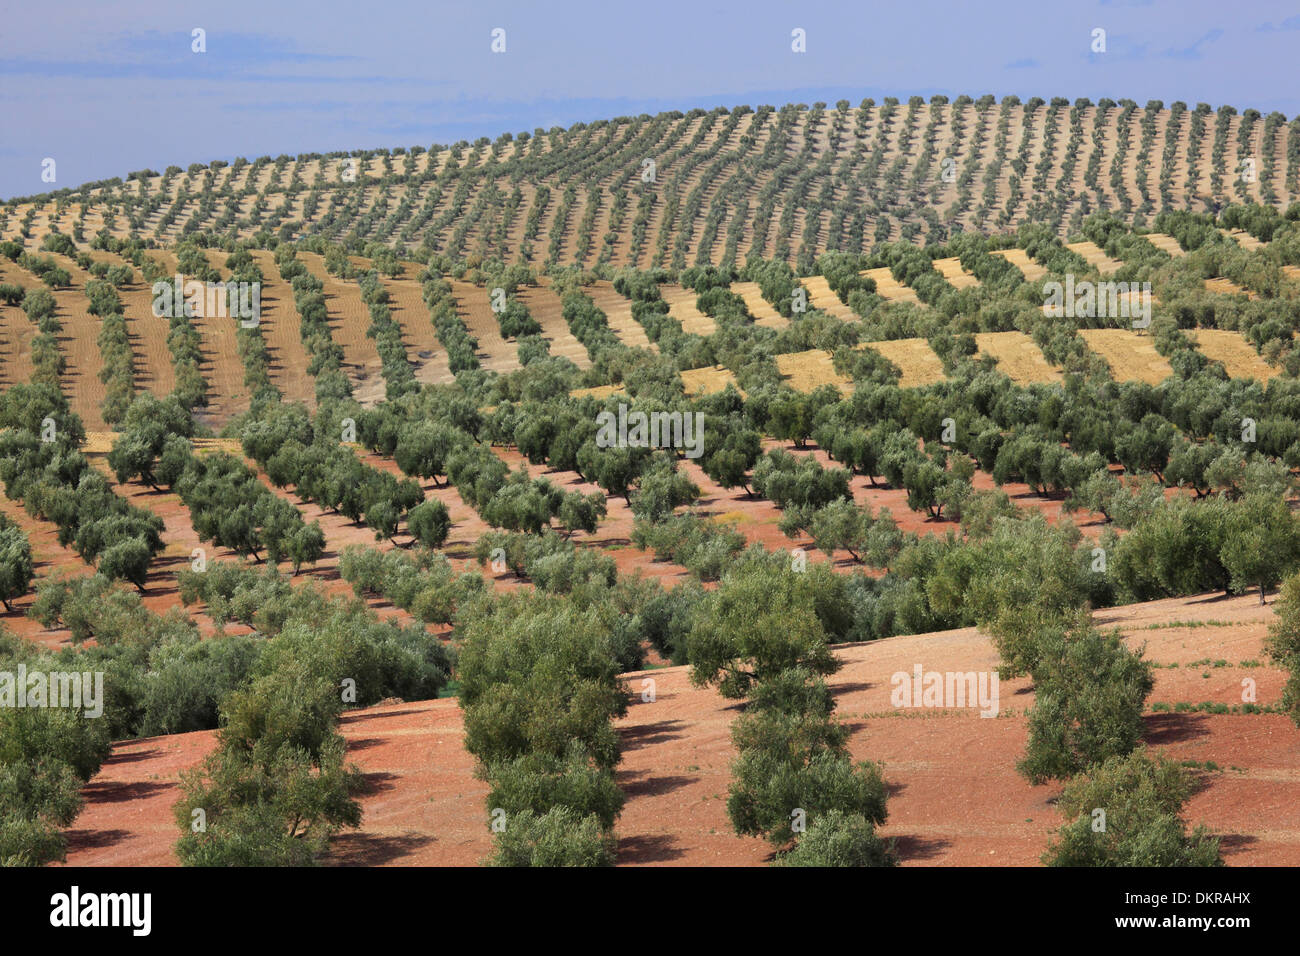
[3, 91, 1300, 872]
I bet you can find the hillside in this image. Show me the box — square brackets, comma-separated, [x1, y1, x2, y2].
[3, 90, 1300, 873]
[6, 99, 1300, 270]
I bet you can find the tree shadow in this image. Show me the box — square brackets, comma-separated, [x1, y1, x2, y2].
[339, 706, 426, 724]
[1142, 712, 1213, 744]
[1217, 833, 1259, 858]
[891, 833, 952, 862]
[616, 770, 697, 799]
[82, 780, 173, 804]
[64, 828, 132, 852]
[831, 681, 874, 696]
[619, 719, 684, 751]
[326, 831, 435, 866]
[103, 748, 161, 766]
[616, 833, 687, 864]
[358, 771, 400, 796]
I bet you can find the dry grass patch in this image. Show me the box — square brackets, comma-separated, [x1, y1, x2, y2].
[800, 275, 858, 320]
[858, 338, 946, 387]
[380, 260, 454, 387]
[1065, 240, 1125, 275]
[973, 331, 1062, 384]
[990, 248, 1047, 282]
[775, 349, 853, 393]
[1188, 329, 1279, 382]
[248, 249, 318, 406]
[298, 251, 385, 403]
[517, 281, 591, 370]
[660, 284, 717, 336]
[447, 279, 523, 375]
[585, 280, 656, 350]
[1225, 229, 1265, 251]
[932, 257, 979, 289]
[1078, 329, 1173, 384]
[570, 384, 625, 401]
[0, 260, 36, 389]
[571, 368, 739, 400]
[680, 364, 737, 396]
[1145, 232, 1186, 257]
[731, 281, 789, 329]
[1203, 277, 1257, 300]
[860, 267, 921, 304]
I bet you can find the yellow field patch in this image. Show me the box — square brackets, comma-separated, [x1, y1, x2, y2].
[1144, 233, 1186, 257]
[570, 368, 737, 400]
[990, 248, 1047, 282]
[1204, 277, 1256, 300]
[569, 384, 626, 401]
[932, 257, 979, 289]
[81, 433, 243, 456]
[1078, 329, 1172, 384]
[730, 281, 789, 329]
[680, 364, 739, 396]
[660, 285, 717, 336]
[1188, 330, 1279, 382]
[860, 267, 921, 304]
[973, 331, 1062, 384]
[775, 349, 853, 393]
[586, 280, 656, 351]
[81, 432, 117, 455]
[799, 275, 858, 320]
[1225, 229, 1265, 251]
[858, 338, 947, 388]
[1065, 240, 1125, 275]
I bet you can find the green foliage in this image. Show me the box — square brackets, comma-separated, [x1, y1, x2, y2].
[487, 807, 615, 867]
[456, 588, 630, 864]
[482, 745, 625, 830]
[1043, 750, 1222, 866]
[457, 593, 628, 769]
[0, 637, 111, 865]
[687, 561, 846, 699]
[173, 735, 363, 866]
[0, 516, 34, 611]
[1018, 623, 1155, 784]
[773, 810, 899, 867]
[1266, 572, 1300, 726]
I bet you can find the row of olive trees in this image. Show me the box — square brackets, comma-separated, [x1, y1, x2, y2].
[457, 590, 629, 865]
[689, 556, 896, 865]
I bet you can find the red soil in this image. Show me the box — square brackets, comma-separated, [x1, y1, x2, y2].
[59, 592, 1300, 867]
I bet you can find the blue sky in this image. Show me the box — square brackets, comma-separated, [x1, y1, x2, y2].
[2, 0, 1297, 199]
